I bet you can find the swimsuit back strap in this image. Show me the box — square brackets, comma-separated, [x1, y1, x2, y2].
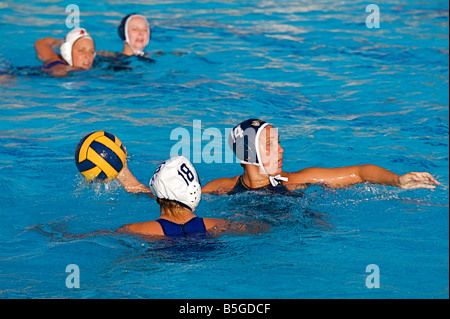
[43, 60, 67, 70]
[183, 217, 206, 234]
[156, 217, 206, 236]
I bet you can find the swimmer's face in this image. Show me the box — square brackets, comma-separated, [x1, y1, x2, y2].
[127, 16, 150, 51]
[259, 125, 284, 175]
[71, 37, 95, 70]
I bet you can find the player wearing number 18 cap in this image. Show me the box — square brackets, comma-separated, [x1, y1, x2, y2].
[118, 156, 226, 237]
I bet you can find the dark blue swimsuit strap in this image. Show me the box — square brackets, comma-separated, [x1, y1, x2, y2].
[156, 217, 206, 237]
[43, 60, 67, 69]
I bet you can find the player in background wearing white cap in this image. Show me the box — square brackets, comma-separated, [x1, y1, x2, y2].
[117, 156, 226, 237]
[34, 27, 95, 77]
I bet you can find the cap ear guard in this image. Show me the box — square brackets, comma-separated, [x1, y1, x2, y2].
[60, 41, 73, 66]
[228, 129, 257, 164]
[228, 119, 268, 166]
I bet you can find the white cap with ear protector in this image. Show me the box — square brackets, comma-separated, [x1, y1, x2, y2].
[60, 28, 94, 66]
[149, 156, 201, 211]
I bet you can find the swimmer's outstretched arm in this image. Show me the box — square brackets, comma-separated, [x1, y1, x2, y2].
[287, 164, 440, 189]
[116, 163, 153, 195]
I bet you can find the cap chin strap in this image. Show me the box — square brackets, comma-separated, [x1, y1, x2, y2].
[124, 41, 145, 56]
[240, 161, 288, 187]
[60, 41, 73, 66]
[269, 174, 288, 187]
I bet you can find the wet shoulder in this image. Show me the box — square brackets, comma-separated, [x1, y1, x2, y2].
[202, 175, 240, 195]
[119, 220, 164, 236]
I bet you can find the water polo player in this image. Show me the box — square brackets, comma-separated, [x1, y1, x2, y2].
[202, 119, 441, 195]
[34, 27, 95, 76]
[118, 156, 226, 237]
[118, 13, 150, 56]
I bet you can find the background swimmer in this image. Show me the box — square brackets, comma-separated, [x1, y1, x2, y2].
[118, 13, 150, 56]
[97, 13, 151, 59]
[34, 27, 95, 77]
[202, 119, 441, 195]
[118, 156, 226, 237]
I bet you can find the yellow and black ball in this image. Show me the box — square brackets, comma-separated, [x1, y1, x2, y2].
[75, 131, 127, 182]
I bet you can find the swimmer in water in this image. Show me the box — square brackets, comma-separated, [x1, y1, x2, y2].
[97, 13, 183, 62]
[118, 156, 226, 237]
[202, 119, 441, 195]
[97, 13, 150, 58]
[34, 28, 95, 77]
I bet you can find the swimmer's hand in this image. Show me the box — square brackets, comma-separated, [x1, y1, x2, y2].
[398, 172, 440, 189]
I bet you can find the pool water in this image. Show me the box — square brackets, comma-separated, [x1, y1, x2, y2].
[0, 0, 448, 299]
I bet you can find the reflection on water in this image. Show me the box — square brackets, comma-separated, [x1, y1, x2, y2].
[0, 0, 447, 298]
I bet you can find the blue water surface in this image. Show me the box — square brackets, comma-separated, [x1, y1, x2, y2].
[0, 0, 448, 299]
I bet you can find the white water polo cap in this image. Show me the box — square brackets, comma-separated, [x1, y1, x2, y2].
[149, 156, 201, 211]
[60, 28, 94, 66]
